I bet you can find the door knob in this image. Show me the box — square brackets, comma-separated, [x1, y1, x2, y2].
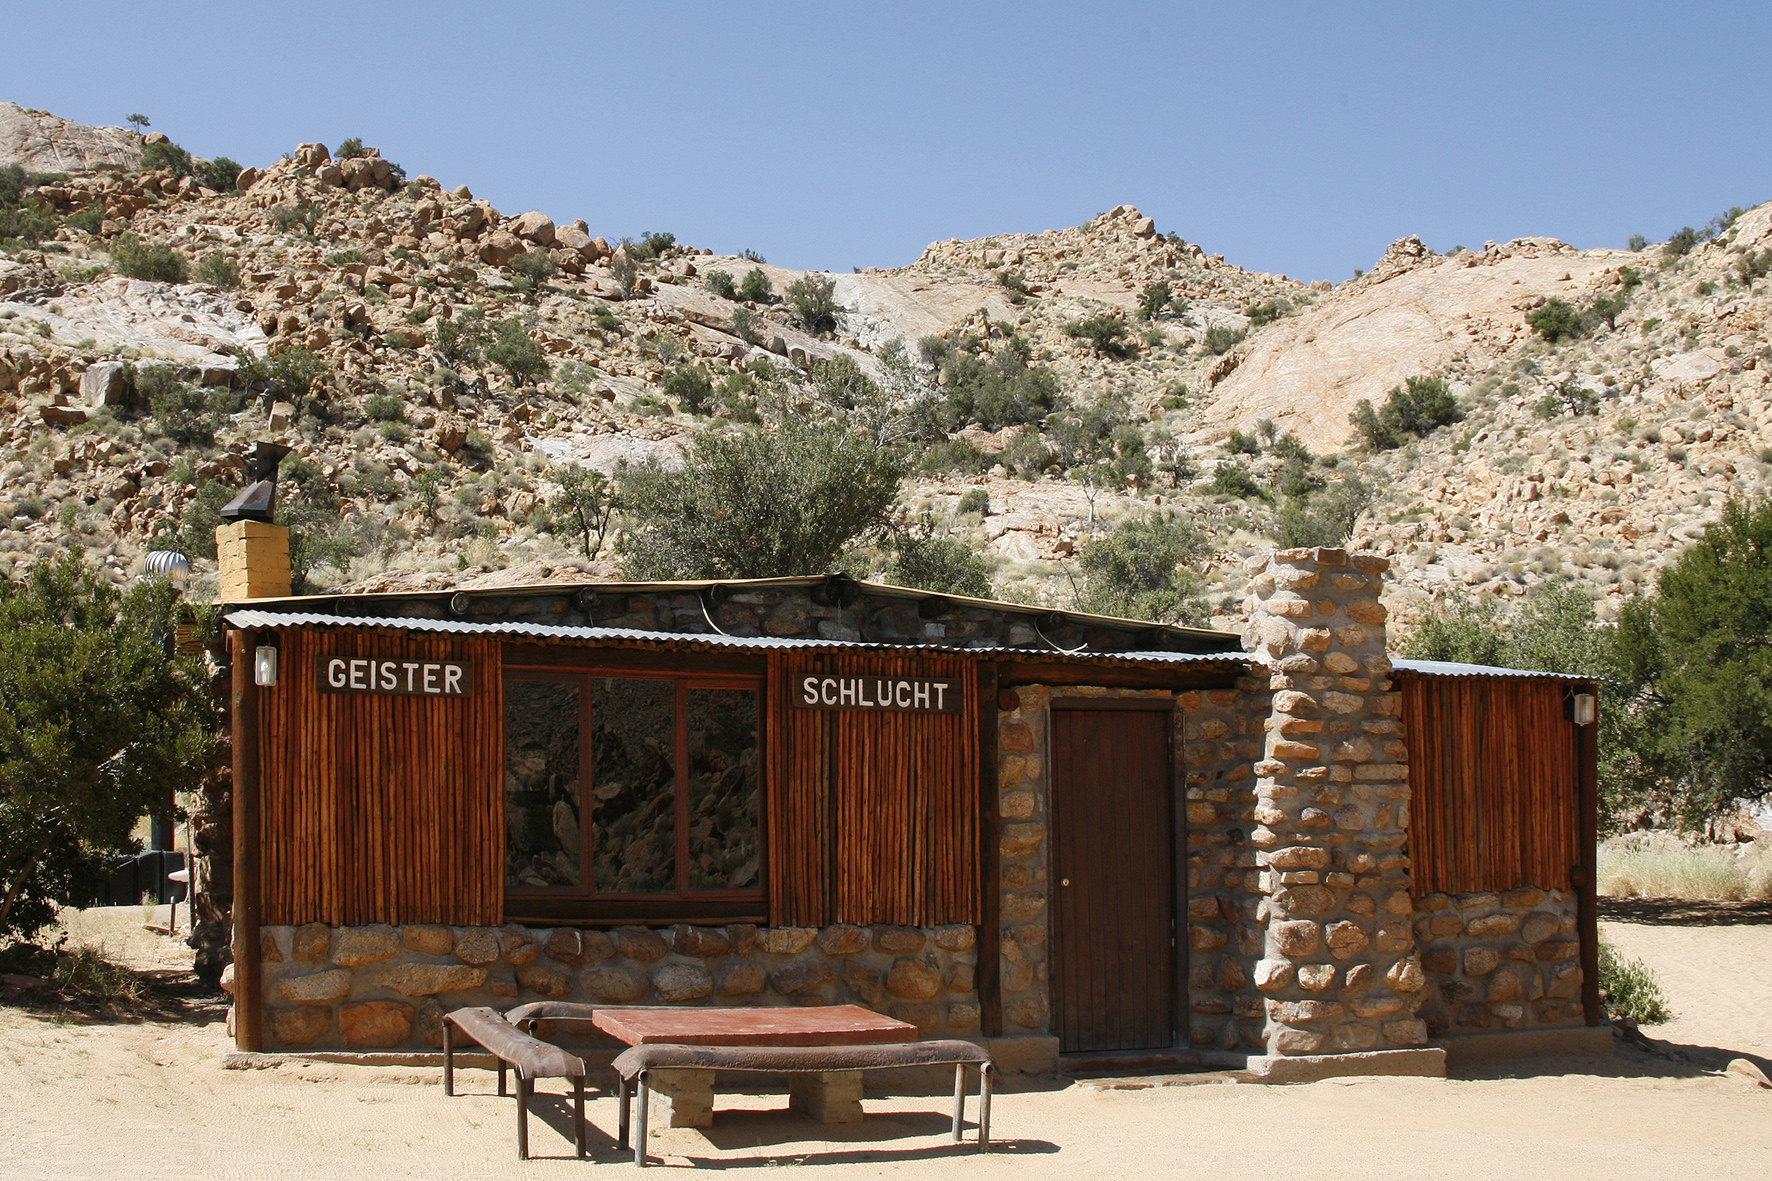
[1061, 878, 1071, 886]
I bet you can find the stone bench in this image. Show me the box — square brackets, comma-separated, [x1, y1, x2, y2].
[443, 1006, 588, 1160]
[610, 1039, 994, 1167]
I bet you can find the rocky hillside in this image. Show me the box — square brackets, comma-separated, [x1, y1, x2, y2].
[1, 107, 1767, 636]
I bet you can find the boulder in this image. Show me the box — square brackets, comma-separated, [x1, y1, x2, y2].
[652, 963, 714, 1003]
[478, 231, 525, 267]
[80, 360, 128, 408]
[339, 1000, 414, 1048]
[509, 212, 556, 247]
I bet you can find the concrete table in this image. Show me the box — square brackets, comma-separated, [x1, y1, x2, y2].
[592, 1005, 917, 1128]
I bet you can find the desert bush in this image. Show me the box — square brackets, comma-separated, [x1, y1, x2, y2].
[1076, 511, 1211, 624]
[1596, 937, 1674, 1025]
[1628, 234, 1648, 252]
[194, 251, 240, 289]
[1528, 297, 1585, 342]
[957, 488, 990, 516]
[509, 249, 555, 293]
[919, 331, 1060, 432]
[704, 269, 737, 300]
[1273, 474, 1373, 548]
[738, 267, 773, 304]
[1138, 279, 1174, 320]
[268, 204, 316, 234]
[996, 270, 1032, 304]
[1203, 324, 1245, 355]
[730, 307, 764, 346]
[740, 248, 765, 263]
[485, 320, 549, 386]
[1243, 298, 1290, 328]
[1350, 374, 1460, 450]
[785, 274, 839, 334]
[617, 418, 904, 579]
[139, 366, 228, 446]
[1062, 313, 1135, 358]
[110, 233, 188, 283]
[917, 437, 992, 476]
[1225, 429, 1260, 456]
[887, 514, 992, 598]
[197, 156, 243, 192]
[137, 140, 192, 178]
[627, 231, 675, 260]
[661, 363, 713, 415]
[552, 466, 618, 560]
[1208, 460, 1264, 500]
[364, 393, 404, 422]
[334, 137, 368, 159]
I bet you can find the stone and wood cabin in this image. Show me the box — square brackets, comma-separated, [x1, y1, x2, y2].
[210, 529, 1604, 1080]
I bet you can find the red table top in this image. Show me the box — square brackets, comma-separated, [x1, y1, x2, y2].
[591, 1004, 917, 1047]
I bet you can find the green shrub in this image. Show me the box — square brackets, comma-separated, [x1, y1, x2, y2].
[485, 319, 549, 386]
[364, 393, 404, 422]
[140, 366, 228, 446]
[887, 515, 992, 598]
[730, 307, 764, 345]
[1628, 234, 1648, 252]
[1076, 511, 1211, 624]
[0, 162, 25, 208]
[1527, 297, 1584, 342]
[269, 203, 316, 234]
[325, 248, 365, 268]
[1203, 324, 1245, 355]
[918, 437, 992, 475]
[509, 249, 555, 292]
[1663, 226, 1701, 257]
[625, 230, 675, 260]
[1225, 429, 1260, 455]
[334, 137, 368, 159]
[738, 267, 773, 304]
[1138, 279, 1173, 320]
[957, 488, 990, 516]
[918, 331, 1060, 432]
[661, 363, 713, 414]
[740, 248, 765, 263]
[110, 234, 188, 283]
[1208, 460, 1264, 500]
[194, 252, 240, 289]
[785, 274, 839, 333]
[137, 140, 192, 178]
[996, 270, 1032, 303]
[704, 269, 737, 300]
[433, 312, 491, 367]
[1350, 375, 1461, 450]
[1243, 298, 1289, 328]
[198, 156, 243, 192]
[1062, 313, 1135, 358]
[1597, 938, 1673, 1025]
[1273, 475, 1373, 548]
[261, 347, 327, 399]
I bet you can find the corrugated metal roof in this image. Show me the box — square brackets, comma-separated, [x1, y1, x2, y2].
[224, 610, 1250, 669]
[1390, 658, 1594, 682]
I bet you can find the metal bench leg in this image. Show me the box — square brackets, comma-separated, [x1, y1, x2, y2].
[635, 1069, 650, 1168]
[617, 1076, 630, 1150]
[575, 1075, 586, 1159]
[516, 1074, 531, 1160]
[498, 1057, 508, 1098]
[978, 1065, 993, 1152]
[442, 1022, 454, 1097]
[952, 1062, 966, 1143]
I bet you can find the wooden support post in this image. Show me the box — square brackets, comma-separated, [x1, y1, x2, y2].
[1576, 685, 1602, 1026]
[976, 662, 1003, 1038]
[229, 628, 264, 1051]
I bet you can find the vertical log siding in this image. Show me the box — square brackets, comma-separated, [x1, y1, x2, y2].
[766, 651, 980, 928]
[1400, 673, 1583, 896]
[257, 627, 504, 927]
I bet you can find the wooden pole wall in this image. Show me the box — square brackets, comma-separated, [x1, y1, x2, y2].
[228, 630, 263, 1052]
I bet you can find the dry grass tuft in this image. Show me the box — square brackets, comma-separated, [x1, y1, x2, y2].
[1598, 842, 1772, 901]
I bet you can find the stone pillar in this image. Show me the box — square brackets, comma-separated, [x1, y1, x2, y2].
[1240, 547, 1434, 1078]
[215, 520, 291, 601]
[788, 1071, 865, 1123]
[646, 1068, 714, 1128]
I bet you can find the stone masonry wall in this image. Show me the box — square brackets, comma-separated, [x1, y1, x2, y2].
[245, 921, 977, 1052]
[1240, 547, 1432, 1058]
[1413, 888, 1585, 1037]
[1181, 686, 1269, 1052]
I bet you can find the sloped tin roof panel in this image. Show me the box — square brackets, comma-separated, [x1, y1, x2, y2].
[224, 610, 1250, 670]
[1391, 657, 1594, 682]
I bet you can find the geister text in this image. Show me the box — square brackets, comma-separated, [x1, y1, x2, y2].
[795, 675, 960, 714]
[316, 655, 473, 697]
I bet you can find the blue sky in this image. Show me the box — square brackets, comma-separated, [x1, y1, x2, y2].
[9, 1, 1769, 282]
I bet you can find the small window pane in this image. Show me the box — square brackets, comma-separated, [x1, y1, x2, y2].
[505, 679, 583, 889]
[686, 687, 762, 889]
[591, 677, 676, 893]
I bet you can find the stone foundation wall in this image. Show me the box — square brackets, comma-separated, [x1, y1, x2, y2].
[245, 921, 978, 1051]
[1412, 888, 1585, 1037]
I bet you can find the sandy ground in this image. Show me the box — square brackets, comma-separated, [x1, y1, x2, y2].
[2, 906, 1768, 1181]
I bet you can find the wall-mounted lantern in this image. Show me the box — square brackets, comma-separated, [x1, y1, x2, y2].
[1571, 692, 1597, 726]
[254, 644, 279, 687]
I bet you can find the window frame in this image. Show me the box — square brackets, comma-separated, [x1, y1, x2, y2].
[500, 661, 768, 924]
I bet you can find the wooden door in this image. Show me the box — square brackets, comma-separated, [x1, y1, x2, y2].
[1049, 705, 1176, 1053]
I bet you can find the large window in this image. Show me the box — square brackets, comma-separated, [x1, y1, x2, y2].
[503, 669, 764, 920]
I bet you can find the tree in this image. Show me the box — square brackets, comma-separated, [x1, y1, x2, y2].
[738, 268, 773, 304]
[616, 418, 904, 579]
[1138, 280, 1173, 321]
[127, 114, 150, 136]
[886, 514, 992, 598]
[1350, 374, 1460, 450]
[1612, 498, 1772, 832]
[0, 557, 217, 941]
[1527, 297, 1585, 343]
[785, 274, 839, 334]
[1062, 313, 1135, 358]
[1075, 511, 1212, 624]
[485, 319, 550, 386]
[138, 140, 193, 178]
[553, 467, 617, 561]
[1273, 474, 1373, 548]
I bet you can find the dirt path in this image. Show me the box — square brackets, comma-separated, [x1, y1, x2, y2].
[2, 908, 1767, 1180]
